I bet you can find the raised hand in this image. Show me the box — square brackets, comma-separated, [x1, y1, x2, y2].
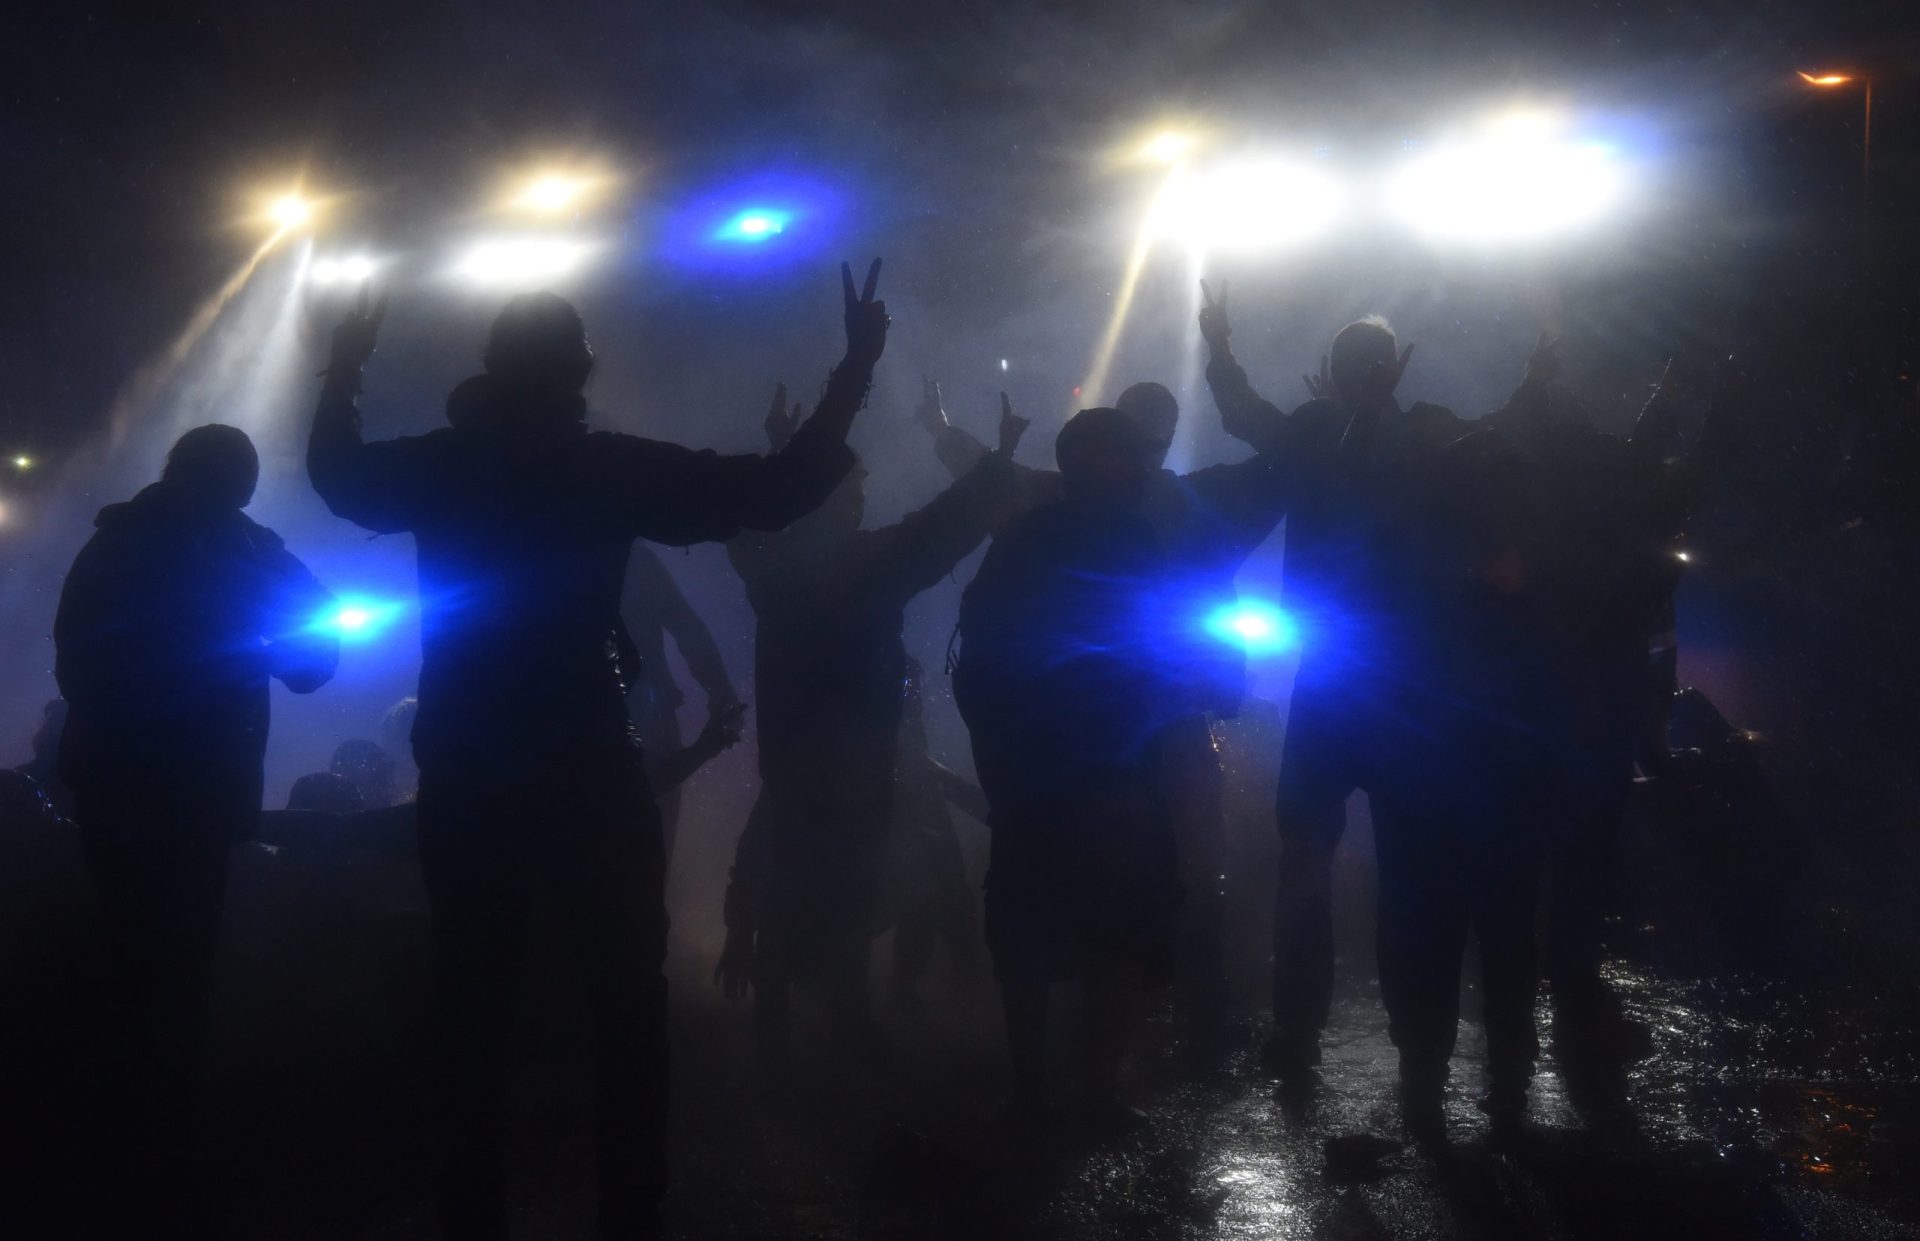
[1198, 278, 1232, 352]
[1355, 343, 1416, 413]
[842, 258, 889, 368]
[1303, 354, 1335, 402]
[328, 284, 388, 374]
[1523, 330, 1564, 387]
[913, 376, 950, 437]
[996, 391, 1030, 455]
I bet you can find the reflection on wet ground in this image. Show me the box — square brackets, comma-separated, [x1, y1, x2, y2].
[659, 957, 1920, 1241]
[8, 807, 1919, 1238]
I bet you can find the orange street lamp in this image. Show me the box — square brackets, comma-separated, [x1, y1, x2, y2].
[1799, 70, 1872, 184]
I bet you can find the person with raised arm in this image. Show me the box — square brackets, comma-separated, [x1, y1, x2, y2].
[308, 261, 888, 1241]
[915, 363, 1290, 1060]
[717, 387, 1026, 1084]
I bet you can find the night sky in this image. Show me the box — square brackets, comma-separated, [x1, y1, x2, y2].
[1, 0, 1905, 457]
[0, 0, 1912, 789]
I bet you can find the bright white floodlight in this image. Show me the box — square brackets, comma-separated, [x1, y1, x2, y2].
[1150, 157, 1347, 253]
[270, 195, 313, 230]
[454, 237, 591, 286]
[1390, 113, 1630, 243]
[1139, 131, 1195, 165]
[309, 254, 379, 285]
[514, 173, 593, 215]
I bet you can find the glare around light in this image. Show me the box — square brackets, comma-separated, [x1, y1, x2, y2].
[11, 455, 31, 470]
[308, 596, 405, 643]
[1151, 158, 1347, 253]
[309, 254, 378, 285]
[270, 195, 313, 230]
[1140, 131, 1195, 165]
[1203, 599, 1298, 656]
[1798, 71, 1854, 87]
[514, 173, 589, 214]
[1389, 114, 1629, 244]
[714, 208, 791, 243]
[454, 237, 591, 285]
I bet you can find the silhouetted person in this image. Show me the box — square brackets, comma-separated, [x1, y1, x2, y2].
[0, 767, 60, 833]
[288, 769, 365, 814]
[886, 656, 984, 1009]
[330, 737, 397, 810]
[1373, 415, 1555, 1144]
[718, 388, 1025, 1079]
[54, 422, 338, 1229]
[379, 696, 419, 802]
[954, 408, 1208, 1123]
[919, 371, 1287, 1054]
[1202, 286, 1545, 1080]
[308, 265, 889, 1241]
[622, 541, 737, 865]
[15, 698, 73, 818]
[1488, 351, 1736, 1078]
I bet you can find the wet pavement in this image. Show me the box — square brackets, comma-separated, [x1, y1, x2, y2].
[656, 960, 1920, 1241]
[8, 788, 1920, 1238]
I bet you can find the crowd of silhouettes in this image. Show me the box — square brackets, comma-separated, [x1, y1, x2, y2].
[9, 252, 1784, 1238]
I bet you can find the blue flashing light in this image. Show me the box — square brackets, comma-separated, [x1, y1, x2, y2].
[310, 596, 405, 643]
[715, 208, 792, 243]
[1203, 598, 1298, 656]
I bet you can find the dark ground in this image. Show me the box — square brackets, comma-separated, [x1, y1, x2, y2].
[6, 762, 1918, 1240]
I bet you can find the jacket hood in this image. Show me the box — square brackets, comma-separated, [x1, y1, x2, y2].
[446, 372, 588, 433]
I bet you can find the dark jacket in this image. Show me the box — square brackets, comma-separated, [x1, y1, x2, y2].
[1205, 355, 1470, 698]
[729, 451, 1017, 794]
[954, 498, 1200, 809]
[54, 482, 338, 833]
[931, 422, 1290, 714]
[310, 372, 855, 772]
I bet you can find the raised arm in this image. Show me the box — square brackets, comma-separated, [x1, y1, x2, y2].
[620, 260, 890, 544]
[308, 289, 439, 533]
[869, 393, 1031, 600]
[1337, 343, 1418, 465]
[1642, 355, 1741, 521]
[1199, 278, 1290, 454]
[914, 375, 992, 479]
[914, 374, 1047, 493]
[1483, 331, 1562, 433]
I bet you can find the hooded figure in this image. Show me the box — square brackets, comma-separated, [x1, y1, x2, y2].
[1201, 300, 1564, 1090]
[954, 408, 1206, 1121]
[307, 268, 887, 1240]
[920, 376, 1289, 1054]
[718, 388, 1021, 1080]
[54, 422, 338, 1230]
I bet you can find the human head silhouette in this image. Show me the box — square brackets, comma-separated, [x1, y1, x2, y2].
[1055, 407, 1149, 507]
[484, 292, 595, 392]
[1115, 381, 1179, 470]
[1329, 317, 1398, 409]
[162, 424, 259, 509]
